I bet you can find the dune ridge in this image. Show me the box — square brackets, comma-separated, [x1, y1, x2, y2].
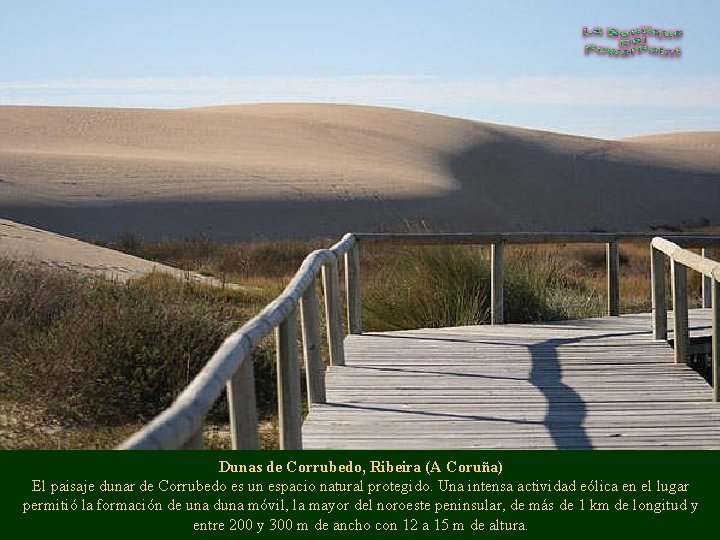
[1, 103, 718, 242]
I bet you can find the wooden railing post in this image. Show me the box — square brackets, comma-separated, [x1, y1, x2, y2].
[671, 259, 689, 364]
[300, 280, 326, 404]
[276, 310, 302, 449]
[702, 249, 713, 308]
[651, 245, 667, 340]
[181, 428, 204, 449]
[226, 356, 260, 449]
[712, 279, 719, 403]
[345, 242, 362, 334]
[322, 258, 345, 366]
[607, 241, 620, 316]
[491, 241, 505, 325]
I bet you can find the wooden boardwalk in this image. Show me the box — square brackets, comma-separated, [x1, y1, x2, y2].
[303, 310, 720, 449]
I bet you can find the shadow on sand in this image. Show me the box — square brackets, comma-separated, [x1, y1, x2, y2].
[2, 127, 719, 241]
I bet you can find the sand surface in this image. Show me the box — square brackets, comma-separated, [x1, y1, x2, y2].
[1, 104, 719, 245]
[0, 217, 235, 286]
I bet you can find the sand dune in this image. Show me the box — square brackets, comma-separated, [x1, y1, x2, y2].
[622, 132, 720, 170]
[623, 131, 720, 150]
[1, 104, 718, 242]
[0, 218, 237, 286]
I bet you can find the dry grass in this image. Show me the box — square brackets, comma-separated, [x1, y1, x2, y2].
[362, 243, 608, 331]
[101, 233, 333, 282]
[0, 259, 279, 449]
[3, 233, 712, 450]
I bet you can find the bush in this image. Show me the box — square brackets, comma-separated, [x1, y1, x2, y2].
[362, 245, 603, 331]
[0, 261, 276, 426]
[575, 246, 629, 270]
[0, 237, 623, 448]
[103, 233, 329, 280]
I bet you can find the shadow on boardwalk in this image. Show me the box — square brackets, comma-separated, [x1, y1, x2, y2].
[333, 329, 653, 449]
[528, 337, 590, 449]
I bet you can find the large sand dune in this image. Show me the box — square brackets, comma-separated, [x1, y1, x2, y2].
[1, 104, 718, 241]
[0, 218, 238, 286]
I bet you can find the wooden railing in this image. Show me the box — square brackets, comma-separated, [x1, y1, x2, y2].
[119, 232, 720, 450]
[119, 233, 358, 450]
[651, 237, 719, 401]
[352, 233, 719, 326]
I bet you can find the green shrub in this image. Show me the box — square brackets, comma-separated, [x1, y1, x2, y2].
[0, 262, 276, 426]
[0, 237, 614, 449]
[362, 245, 603, 331]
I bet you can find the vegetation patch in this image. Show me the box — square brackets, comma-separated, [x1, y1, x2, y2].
[2, 232, 710, 449]
[362, 245, 604, 331]
[0, 259, 278, 447]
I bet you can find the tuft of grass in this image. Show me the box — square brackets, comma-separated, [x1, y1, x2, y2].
[361, 245, 604, 331]
[362, 246, 489, 330]
[102, 233, 330, 281]
[569, 245, 629, 270]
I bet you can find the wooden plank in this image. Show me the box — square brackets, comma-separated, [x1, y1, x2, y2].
[654, 237, 720, 277]
[303, 311, 720, 450]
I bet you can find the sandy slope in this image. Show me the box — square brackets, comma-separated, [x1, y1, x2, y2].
[0, 218, 235, 286]
[621, 132, 720, 172]
[1, 104, 718, 242]
[623, 131, 720, 150]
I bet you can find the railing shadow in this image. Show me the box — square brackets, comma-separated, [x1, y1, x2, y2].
[338, 329, 656, 449]
[527, 337, 590, 449]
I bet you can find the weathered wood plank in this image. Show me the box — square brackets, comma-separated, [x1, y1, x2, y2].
[304, 311, 719, 450]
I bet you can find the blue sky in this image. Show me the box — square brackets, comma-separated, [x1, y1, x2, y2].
[1, 0, 718, 138]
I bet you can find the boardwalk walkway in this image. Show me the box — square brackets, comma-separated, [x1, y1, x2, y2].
[303, 310, 720, 449]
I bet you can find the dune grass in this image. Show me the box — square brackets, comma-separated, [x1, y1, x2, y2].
[1, 233, 708, 449]
[361, 245, 605, 331]
[0, 259, 279, 449]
